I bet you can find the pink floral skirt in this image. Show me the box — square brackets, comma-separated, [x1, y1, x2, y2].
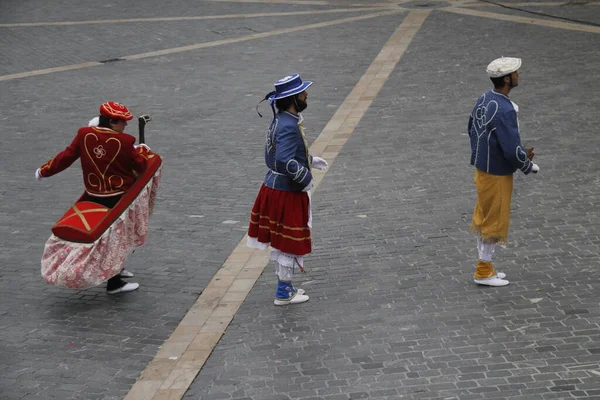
[41, 169, 161, 289]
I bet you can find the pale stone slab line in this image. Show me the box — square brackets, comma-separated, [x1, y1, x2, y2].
[0, 62, 104, 83]
[0, 10, 402, 82]
[378, 0, 414, 3]
[0, 8, 389, 28]
[121, 10, 404, 61]
[310, 9, 431, 187]
[123, 242, 269, 400]
[444, 6, 600, 33]
[123, 10, 430, 400]
[200, 0, 388, 6]
[463, 1, 600, 7]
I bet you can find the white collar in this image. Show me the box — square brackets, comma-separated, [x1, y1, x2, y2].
[283, 111, 300, 120]
[491, 89, 511, 100]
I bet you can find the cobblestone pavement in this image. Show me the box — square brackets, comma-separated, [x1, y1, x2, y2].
[1, 0, 600, 399]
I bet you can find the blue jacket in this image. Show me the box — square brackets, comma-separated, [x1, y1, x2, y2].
[468, 90, 533, 176]
[263, 111, 313, 192]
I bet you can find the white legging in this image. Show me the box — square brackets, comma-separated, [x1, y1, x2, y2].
[271, 249, 303, 281]
[276, 263, 294, 281]
[477, 237, 496, 262]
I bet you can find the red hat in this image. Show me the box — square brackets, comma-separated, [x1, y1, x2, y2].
[99, 101, 133, 121]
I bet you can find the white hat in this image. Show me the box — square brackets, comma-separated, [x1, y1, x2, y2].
[486, 57, 522, 78]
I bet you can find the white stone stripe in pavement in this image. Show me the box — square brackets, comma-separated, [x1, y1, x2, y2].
[0, 8, 389, 28]
[0, 10, 402, 82]
[444, 6, 600, 33]
[464, 1, 600, 6]
[199, 0, 384, 6]
[123, 9, 431, 400]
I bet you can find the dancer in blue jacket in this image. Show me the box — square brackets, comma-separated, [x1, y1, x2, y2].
[248, 74, 328, 305]
[468, 57, 540, 287]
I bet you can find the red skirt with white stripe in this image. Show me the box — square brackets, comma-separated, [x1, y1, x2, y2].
[248, 184, 311, 256]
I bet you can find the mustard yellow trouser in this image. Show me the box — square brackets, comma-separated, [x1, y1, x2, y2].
[471, 169, 513, 279]
[471, 169, 513, 243]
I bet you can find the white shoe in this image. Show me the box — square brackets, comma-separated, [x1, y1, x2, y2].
[495, 272, 506, 279]
[274, 293, 309, 306]
[107, 282, 140, 294]
[119, 269, 134, 278]
[474, 277, 509, 287]
[296, 288, 305, 295]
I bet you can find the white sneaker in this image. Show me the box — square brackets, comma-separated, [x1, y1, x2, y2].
[296, 288, 305, 295]
[474, 277, 509, 287]
[495, 272, 506, 279]
[107, 282, 140, 294]
[119, 269, 134, 278]
[274, 293, 309, 306]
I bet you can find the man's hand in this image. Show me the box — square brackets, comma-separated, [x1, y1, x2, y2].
[527, 147, 535, 161]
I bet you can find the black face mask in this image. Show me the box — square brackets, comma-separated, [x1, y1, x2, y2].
[294, 96, 307, 113]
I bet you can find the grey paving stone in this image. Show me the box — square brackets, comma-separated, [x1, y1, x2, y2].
[184, 4, 600, 400]
[1, 1, 600, 400]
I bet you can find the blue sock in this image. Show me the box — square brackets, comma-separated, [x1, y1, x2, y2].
[275, 280, 296, 300]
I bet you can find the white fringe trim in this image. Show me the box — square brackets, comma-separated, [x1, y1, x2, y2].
[246, 237, 304, 268]
[271, 249, 303, 268]
[246, 236, 269, 251]
[307, 189, 312, 229]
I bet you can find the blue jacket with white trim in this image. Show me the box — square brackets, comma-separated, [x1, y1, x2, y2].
[468, 90, 533, 176]
[263, 111, 313, 192]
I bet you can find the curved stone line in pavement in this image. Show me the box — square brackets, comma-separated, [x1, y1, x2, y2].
[0, 10, 402, 82]
[0, 7, 389, 28]
[465, 1, 600, 6]
[201, 0, 387, 6]
[444, 6, 600, 33]
[123, 9, 431, 400]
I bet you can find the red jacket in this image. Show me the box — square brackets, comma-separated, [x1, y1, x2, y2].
[39, 126, 151, 197]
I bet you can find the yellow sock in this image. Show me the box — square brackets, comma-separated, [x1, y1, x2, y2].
[474, 260, 496, 279]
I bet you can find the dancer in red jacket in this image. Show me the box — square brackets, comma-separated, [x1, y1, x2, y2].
[36, 101, 151, 293]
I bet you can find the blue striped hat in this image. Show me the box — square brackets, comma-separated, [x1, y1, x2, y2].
[269, 74, 313, 101]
